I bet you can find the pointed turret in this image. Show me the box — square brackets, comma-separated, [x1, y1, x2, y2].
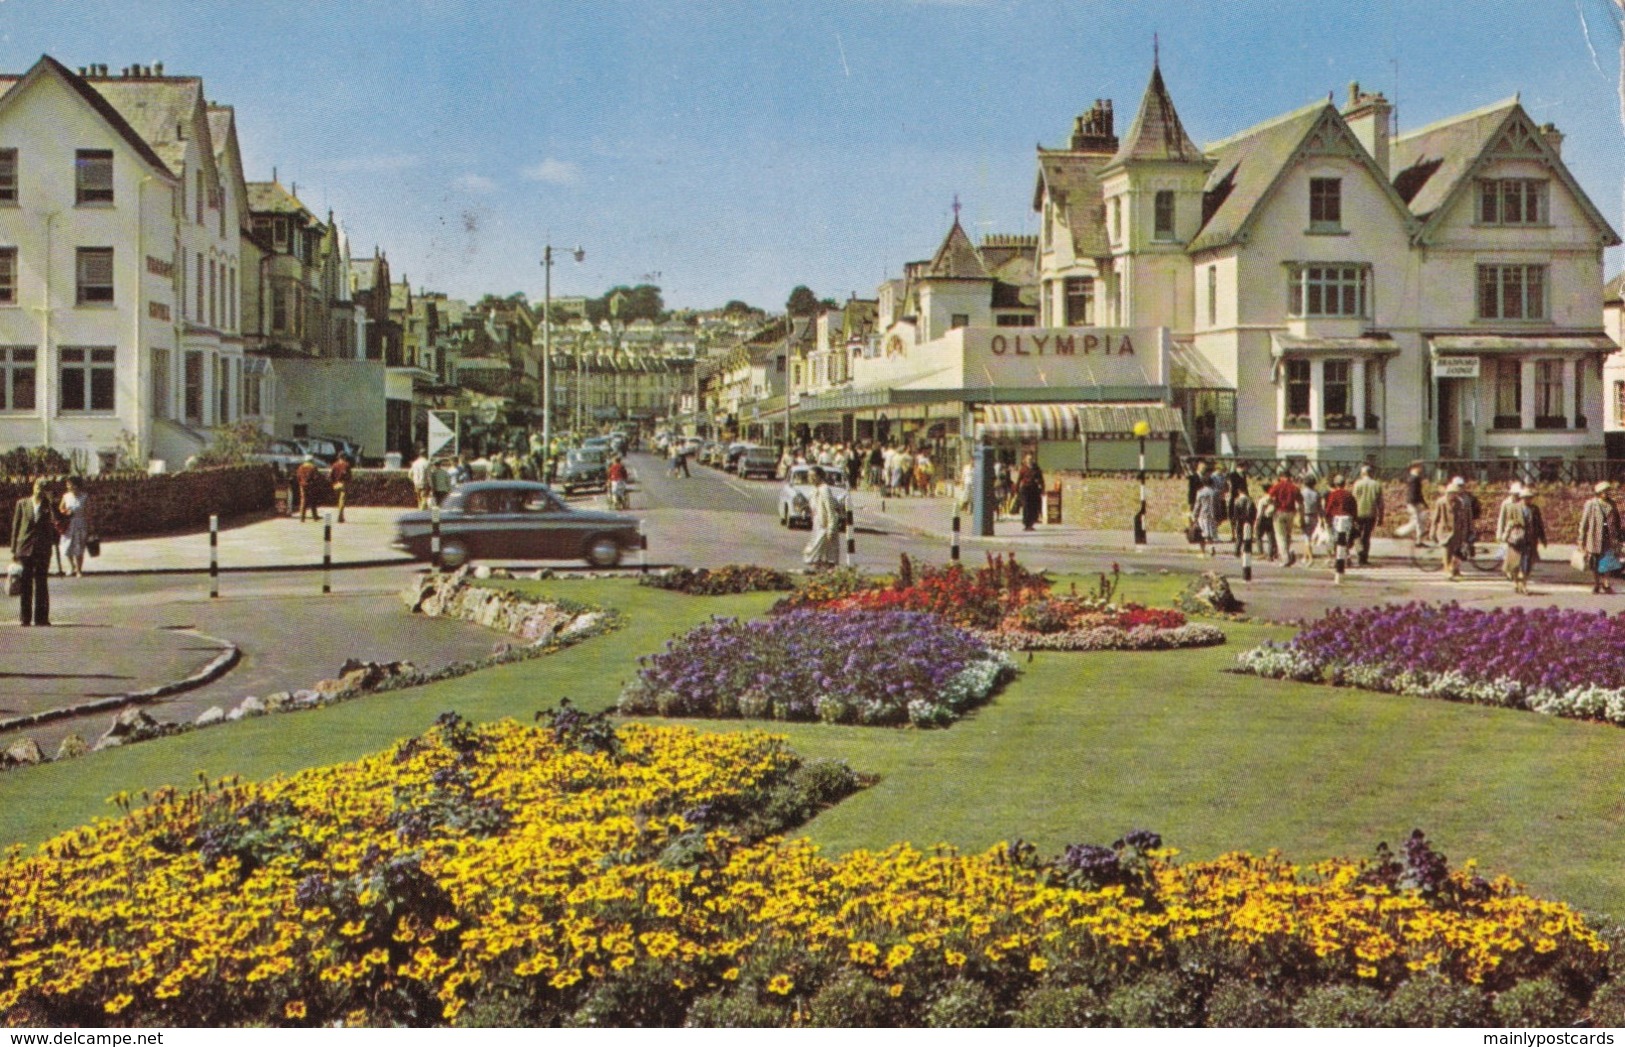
[926, 219, 989, 280]
[1109, 60, 1200, 166]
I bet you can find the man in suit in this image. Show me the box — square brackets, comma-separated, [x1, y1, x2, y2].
[11, 477, 59, 626]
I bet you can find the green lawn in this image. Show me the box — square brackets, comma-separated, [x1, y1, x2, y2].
[4, 575, 1625, 918]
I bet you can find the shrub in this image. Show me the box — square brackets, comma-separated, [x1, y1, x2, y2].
[1386, 975, 1489, 1028]
[1106, 971, 1198, 1027]
[1587, 981, 1625, 1027]
[1492, 977, 1578, 1028]
[618, 609, 1014, 728]
[771, 565, 879, 610]
[1293, 984, 1394, 1027]
[562, 963, 693, 1027]
[0, 445, 72, 478]
[1010, 984, 1110, 1028]
[805, 970, 906, 1027]
[638, 565, 796, 595]
[683, 990, 787, 1028]
[924, 979, 1000, 1028]
[1204, 978, 1289, 1028]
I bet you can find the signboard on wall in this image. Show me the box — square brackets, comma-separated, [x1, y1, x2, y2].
[1434, 357, 1480, 379]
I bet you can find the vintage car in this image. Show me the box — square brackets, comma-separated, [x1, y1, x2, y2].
[777, 464, 852, 528]
[737, 445, 779, 479]
[248, 439, 327, 477]
[557, 447, 609, 494]
[392, 481, 639, 568]
[723, 442, 752, 472]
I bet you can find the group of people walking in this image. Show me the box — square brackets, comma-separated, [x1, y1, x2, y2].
[8, 475, 94, 627]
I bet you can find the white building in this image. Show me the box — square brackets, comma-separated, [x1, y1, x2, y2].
[0, 56, 247, 472]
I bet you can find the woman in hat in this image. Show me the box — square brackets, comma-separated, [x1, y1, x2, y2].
[1578, 481, 1620, 594]
[1430, 477, 1474, 580]
[1504, 485, 1546, 595]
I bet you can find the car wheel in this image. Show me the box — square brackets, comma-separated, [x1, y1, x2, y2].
[437, 539, 469, 570]
[584, 534, 622, 568]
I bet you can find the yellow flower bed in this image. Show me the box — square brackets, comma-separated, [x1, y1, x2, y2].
[0, 718, 1607, 1027]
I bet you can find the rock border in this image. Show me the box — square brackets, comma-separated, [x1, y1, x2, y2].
[0, 570, 621, 771]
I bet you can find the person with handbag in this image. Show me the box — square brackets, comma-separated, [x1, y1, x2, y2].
[11, 477, 59, 626]
[1500, 485, 1545, 595]
[1577, 481, 1620, 595]
[57, 475, 91, 577]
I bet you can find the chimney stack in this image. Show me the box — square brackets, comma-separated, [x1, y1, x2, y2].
[1539, 122, 1564, 158]
[154, 62, 163, 76]
[1342, 80, 1393, 177]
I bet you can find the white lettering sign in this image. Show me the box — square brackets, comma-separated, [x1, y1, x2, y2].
[1434, 357, 1480, 379]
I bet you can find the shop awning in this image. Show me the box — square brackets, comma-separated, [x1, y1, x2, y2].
[1428, 333, 1617, 355]
[976, 403, 1184, 441]
[1271, 333, 1400, 357]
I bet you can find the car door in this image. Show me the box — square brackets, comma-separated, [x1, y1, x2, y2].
[522, 488, 570, 559]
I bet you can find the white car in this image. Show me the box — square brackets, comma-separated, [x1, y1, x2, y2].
[777, 464, 851, 529]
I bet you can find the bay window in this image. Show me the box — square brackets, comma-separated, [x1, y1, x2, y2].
[1322, 359, 1354, 429]
[1493, 358, 1522, 428]
[1284, 359, 1311, 429]
[1535, 360, 1565, 428]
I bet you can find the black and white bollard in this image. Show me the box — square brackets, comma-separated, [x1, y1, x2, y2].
[844, 508, 856, 566]
[1334, 533, 1347, 585]
[1241, 521, 1253, 583]
[430, 504, 441, 570]
[1134, 436, 1148, 546]
[951, 513, 962, 562]
[209, 514, 219, 599]
[322, 512, 333, 594]
[638, 519, 648, 575]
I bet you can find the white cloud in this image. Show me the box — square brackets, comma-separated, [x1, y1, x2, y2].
[521, 158, 581, 185]
[454, 173, 499, 193]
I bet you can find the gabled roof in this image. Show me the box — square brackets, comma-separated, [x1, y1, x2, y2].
[1188, 101, 1326, 255]
[1392, 99, 1620, 246]
[1034, 151, 1111, 259]
[91, 76, 210, 180]
[1106, 62, 1201, 168]
[246, 179, 313, 217]
[0, 56, 175, 180]
[924, 220, 990, 280]
[1604, 271, 1625, 306]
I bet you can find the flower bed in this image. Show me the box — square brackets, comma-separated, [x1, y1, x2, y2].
[0, 722, 1612, 1029]
[777, 553, 1048, 630]
[1235, 602, 1625, 726]
[637, 564, 796, 595]
[619, 609, 1014, 727]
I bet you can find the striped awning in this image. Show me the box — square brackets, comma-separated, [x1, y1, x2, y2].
[976, 403, 1185, 441]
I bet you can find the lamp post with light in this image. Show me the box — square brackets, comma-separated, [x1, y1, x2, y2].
[541, 244, 585, 482]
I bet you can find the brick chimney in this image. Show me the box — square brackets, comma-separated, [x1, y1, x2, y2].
[1069, 98, 1118, 153]
[1539, 122, 1564, 158]
[1342, 80, 1392, 177]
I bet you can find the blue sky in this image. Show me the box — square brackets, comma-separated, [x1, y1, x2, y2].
[3, 0, 1624, 310]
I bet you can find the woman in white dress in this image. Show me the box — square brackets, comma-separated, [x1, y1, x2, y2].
[58, 475, 91, 577]
[802, 468, 842, 569]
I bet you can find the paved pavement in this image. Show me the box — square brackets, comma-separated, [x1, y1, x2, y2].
[84, 506, 414, 574]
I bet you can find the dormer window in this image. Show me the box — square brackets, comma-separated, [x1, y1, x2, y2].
[1153, 191, 1175, 241]
[1309, 178, 1342, 232]
[1478, 179, 1546, 225]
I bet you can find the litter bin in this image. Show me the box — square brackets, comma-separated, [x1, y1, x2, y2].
[1045, 483, 1062, 525]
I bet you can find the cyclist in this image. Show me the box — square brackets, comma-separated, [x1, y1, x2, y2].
[607, 456, 630, 510]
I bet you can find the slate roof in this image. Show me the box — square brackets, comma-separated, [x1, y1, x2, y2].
[924, 220, 990, 280]
[1188, 101, 1328, 255]
[246, 179, 312, 216]
[1390, 98, 1520, 220]
[1034, 149, 1112, 260]
[91, 76, 207, 177]
[0, 57, 175, 179]
[1108, 63, 1201, 166]
[1605, 271, 1625, 306]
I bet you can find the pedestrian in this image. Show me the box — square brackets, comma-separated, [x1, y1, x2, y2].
[1323, 474, 1358, 570]
[452, 455, 473, 485]
[1227, 467, 1249, 544]
[993, 459, 1012, 519]
[1494, 481, 1525, 564]
[1351, 464, 1384, 566]
[802, 467, 842, 570]
[1299, 474, 1322, 568]
[1209, 461, 1230, 531]
[56, 475, 91, 577]
[10, 477, 58, 626]
[1257, 496, 1279, 561]
[1230, 482, 1257, 559]
[915, 450, 935, 497]
[958, 458, 975, 514]
[845, 445, 861, 490]
[410, 448, 433, 509]
[1431, 476, 1475, 580]
[674, 441, 690, 479]
[1017, 453, 1045, 531]
[295, 454, 319, 522]
[1510, 486, 1547, 594]
[867, 443, 884, 489]
[329, 453, 351, 524]
[1578, 481, 1621, 594]
[430, 458, 452, 506]
[1265, 470, 1303, 566]
[1187, 460, 1210, 511]
[1395, 460, 1429, 545]
[1192, 478, 1219, 557]
[487, 452, 509, 480]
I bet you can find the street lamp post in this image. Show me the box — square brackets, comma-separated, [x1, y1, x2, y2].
[541, 244, 584, 482]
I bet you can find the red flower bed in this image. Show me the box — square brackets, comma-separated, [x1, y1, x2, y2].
[819, 553, 1048, 630]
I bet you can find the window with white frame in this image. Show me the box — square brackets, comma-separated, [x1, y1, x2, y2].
[0, 149, 16, 204]
[58, 346, 115, 412]
[1478, 179, 1546, 226]
[151, 347, 170, 419]
[0, 247, 14, 304]
[272, 286, 287, 333]
[0, 346, 36, 411]
[1309, 178, 1342, 231]
[1153, 191, 1175, 241]
[1323, 359, 1354, 428]
[1535, 360, 1565, 427]
[1477, 264, 1546, 320]
[243, 368, 262, 416]
[183, 350, 203, 424]
[76, 247, 114, 304]
[196, 255, 205, 321]
[75, 150, 113, 205]
[1206, 265, 1217, 327]
[1493, 358, 1522, 428]
[1064, 276, 1094, 325]
[1287, 264, 1368, 318]
[1283, 358, 1311, 429]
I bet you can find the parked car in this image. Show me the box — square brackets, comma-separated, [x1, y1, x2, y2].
[294, 437, 344, 462]
[723, 442, 751, 472]
[737, 445, 779, 479]
[698, 441, 721, 467]
[314, 434, 363, 461]
[393, 481, 639, 568]
[777, 464, 851, 528]
[249, 439, 326, 476]
[557, 447, 609, 495]
[681, 436, 704, 457]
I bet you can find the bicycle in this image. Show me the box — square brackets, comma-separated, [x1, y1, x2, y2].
[1410, 534, 1503, 573]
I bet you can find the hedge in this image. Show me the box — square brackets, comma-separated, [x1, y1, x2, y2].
[0, 465, 275, 539]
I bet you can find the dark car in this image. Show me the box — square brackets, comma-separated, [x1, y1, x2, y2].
[557, 447, 609, 494]
[738, 445, 779, 480]
[723, 442, 751, 472]
[249, 439, 327, 477]
[392, 481, 639, 568]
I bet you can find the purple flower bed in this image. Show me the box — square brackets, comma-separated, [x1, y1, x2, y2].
[618, 609, 1015, 727]
[1290, 602, 1625, 693]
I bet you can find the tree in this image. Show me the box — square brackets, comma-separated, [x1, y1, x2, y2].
[722, 299, 756, 316]
[785, 285, 820, 317]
